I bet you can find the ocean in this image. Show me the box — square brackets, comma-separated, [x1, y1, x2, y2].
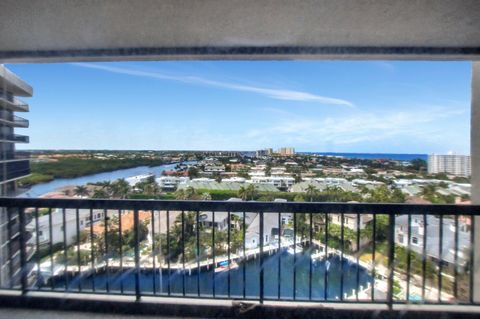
[300, 152, 428, 161]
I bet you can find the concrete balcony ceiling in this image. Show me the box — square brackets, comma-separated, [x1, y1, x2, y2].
[0, 0, 480, 62]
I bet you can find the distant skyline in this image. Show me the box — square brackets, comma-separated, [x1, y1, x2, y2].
[8, 61, 471, 154]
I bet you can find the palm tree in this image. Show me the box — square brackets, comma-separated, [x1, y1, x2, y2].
[238, 186, 248, 201]
[74, 185, 89, 197]
[144, 180, 160, 197]
[92, 189, 108, 199]
[184, 186, 196, 199]
[175, 189, 187, 200]
[246, 184, 257, 200]
[305, 184, 318, 202]
[111, 178, 130, 199]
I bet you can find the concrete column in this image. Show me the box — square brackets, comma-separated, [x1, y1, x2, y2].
[471, 61, 480, 302]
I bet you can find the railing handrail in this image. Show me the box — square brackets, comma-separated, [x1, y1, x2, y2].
[1, 197, 479, 215]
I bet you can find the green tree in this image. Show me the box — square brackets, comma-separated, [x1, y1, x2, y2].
[305, 184, 319, 202]
[201, 192, 212, 200]
[187, 167, 200, 178]
[238, 186, 248, 201]
[74, 185, 89, 197]
[246, 184, 257, 200]
[92, 189, 109, 198]
[111, 178, 130, 199]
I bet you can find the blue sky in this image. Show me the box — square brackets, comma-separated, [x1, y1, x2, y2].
[8, 61, 471, 154]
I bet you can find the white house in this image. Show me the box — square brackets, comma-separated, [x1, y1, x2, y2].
[156, 176, 189, 190]
[26, 208, 106, 248]
[249, 176, 295, 189]
[125, 173, 154, 187]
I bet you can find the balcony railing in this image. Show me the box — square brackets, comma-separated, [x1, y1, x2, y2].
[0, 197, 478, 310]
[0, 133, 29, 143]
[0, 160, 30, 181]
[0, 95, 29, 112]
[0, 151, 30, 161]
[0, 115, 29, 128]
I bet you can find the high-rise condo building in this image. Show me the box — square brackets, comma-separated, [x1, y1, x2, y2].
[428, 154, 471, 177]
[277, 147, 295, 156]
[0, 65, 32, 287]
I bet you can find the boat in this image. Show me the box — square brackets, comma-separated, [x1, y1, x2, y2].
[286, 245, 303, 255]
[310, 251, 325, 261]
[214, 260, 239, 273]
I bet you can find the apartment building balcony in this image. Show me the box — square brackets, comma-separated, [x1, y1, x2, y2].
[0, 134, 29, 144]
[0, 197, 478, 318]
[0, 95, 29, 113]
[0, 160, 31, 183]
[0, 66, 33, 97]
[0, 151, 30, 164]
[0, 115, 29, 128]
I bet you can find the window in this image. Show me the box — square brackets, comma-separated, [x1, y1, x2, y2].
[412, 237, 418, 245]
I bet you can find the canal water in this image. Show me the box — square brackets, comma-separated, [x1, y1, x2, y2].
[19, 162, 189, 198]
[49, 252, 371, 300]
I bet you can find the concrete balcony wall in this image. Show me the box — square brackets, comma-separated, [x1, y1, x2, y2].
[1, 0, 480, 62]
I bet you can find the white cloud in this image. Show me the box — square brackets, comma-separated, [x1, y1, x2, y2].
[72, 63, 354, 107]
[245, 106, 467, 151]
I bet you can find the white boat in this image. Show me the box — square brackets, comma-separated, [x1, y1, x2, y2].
[214, 260, 239, 273]
[286, 245, 303, 255]
[310, 251, 325, 261]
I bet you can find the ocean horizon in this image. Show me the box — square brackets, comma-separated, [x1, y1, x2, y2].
[300, 152, 428, 161]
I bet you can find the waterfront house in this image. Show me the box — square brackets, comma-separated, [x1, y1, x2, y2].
[395, 214, 471, 270]
[26, 208, 105, 248]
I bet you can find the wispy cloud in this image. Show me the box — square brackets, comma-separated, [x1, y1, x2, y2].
[246, 106, 467, 151]
[372, 61, 396, 72]
[72, 63, 354, 107]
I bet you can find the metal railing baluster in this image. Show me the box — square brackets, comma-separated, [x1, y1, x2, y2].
[243, 211, 246, 299]
[212, 211, 216, 297]
[259, 211, 264, 303]
[406, 214, 412, 302]
[151, 210, 156, 295]
[387, 213, 395, 309]
[134, 209, 140, 300]
[19, 207, 27, 294]
[470, 215, 475, 304]
[118, 209, 124, 294]
[293, 212, 297, 300]
[227, 211, 231, 298]
[76, 208, 82, 292]
[356, 212, 360, 301]
[35, 208, 41, 291]
[422, 213, 427, 302]
[454, 214, 459, 301]
[166, 210, 171, 296]
[309, 212, 313, 301]
[181, 210, 185, 297]
[371, 214, 376, 302]
[438, 214, 443, 303]
[278, 211, 281, 300]
[324, 213, 329, 300]
[196, 210, 200, 297]
[103, 209, 109, 293]
[340, 212, 344, 301]
[62, 208, 68, 291]
[49, 208, 54, 290]
[89, 208, 95, 292]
